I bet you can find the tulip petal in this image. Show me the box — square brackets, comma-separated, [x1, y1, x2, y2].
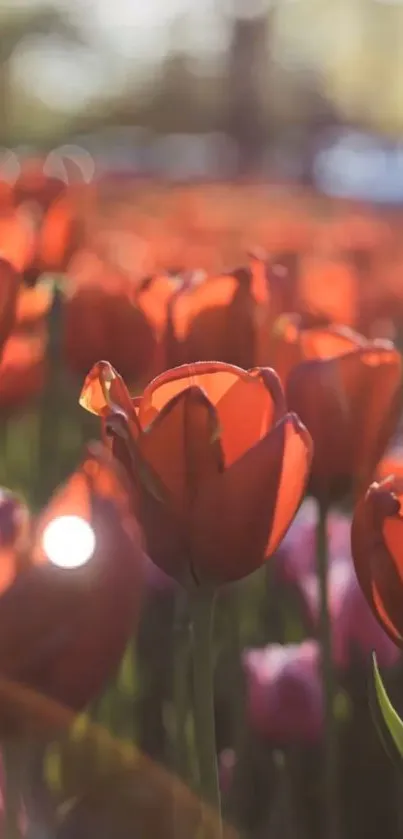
[0, 258, 19, 355]
[287, 345, 402, 500]
[352, 480, 403, 646]
[139, 361, 248, 426]
[139, 386, 223, 515]
[191, 413, 312, 584]
[140, 362, 286, 465]
[300, 325, 365, 360]
[214, 366, 286, 466]
[80, 361, 140, 431]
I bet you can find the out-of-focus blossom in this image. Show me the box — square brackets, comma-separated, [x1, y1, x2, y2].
[0, 330, 47, 414]
[0, 260, 49, 413]
[13, 161, 65, 213]
[0, 208, 36, 274]
[219, 748, 236, 795]
[270, 316, 402, 502]
[63, 252, 176, 387]
[80, 361, 312, 585]
[243, 641, 323, 743]
[351, 476, 403, 648]
[277, 501, 398, 669]
[329, 558, 399, 670]
[0, 259, 20, 354]
[167, 257, 270, 370]
[276, 500, 350, 585]
[298, 251, 359, 328]
[0, 445, 144, 716]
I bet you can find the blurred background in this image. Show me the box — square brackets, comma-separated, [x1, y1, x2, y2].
[1, 0, 403, 195]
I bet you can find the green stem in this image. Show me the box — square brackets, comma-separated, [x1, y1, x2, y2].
[171, 591, 192, 839]
[3, 743, 23, 839]
[191, 586, 222, 839]
[316, 500, 339, 839]
[172, 591, 191, 784]
[224, 585, 246, 824]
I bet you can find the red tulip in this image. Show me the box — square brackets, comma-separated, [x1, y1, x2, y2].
[167, 258, 270, 369]
[351, 476, 403, 647]
[80, 361, 313, 585]
[271, 316, 402, 502]
[63, 253, 176, 387]
[0, 260, 49, 412]
[0, 260, 20, 356]
[0, 445, 144, 713]
[298, 252, 359, 329]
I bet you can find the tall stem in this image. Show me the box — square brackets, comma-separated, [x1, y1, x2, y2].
[3, 744, 23, 839]
[171, 590, 193, 839]
[191, 586, 222, 839]
[316, 499, 339, 839]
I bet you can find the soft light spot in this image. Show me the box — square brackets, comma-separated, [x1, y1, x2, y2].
[43, 516, 95, 569]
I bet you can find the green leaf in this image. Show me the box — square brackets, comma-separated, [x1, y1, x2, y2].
[371, 653, 403, 770]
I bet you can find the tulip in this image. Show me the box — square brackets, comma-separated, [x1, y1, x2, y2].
[271, 316, 402, 503]
[64, 255, 176, 388]
[243, 641, 323, 744]
[0, 259, 20, 356]
[351, 475, 403, 647]
[0, 260, 49, 413]
[80, 360, 313, 586]
[376, 446, 403, 483]
[166, 258, 270, 370]
[298, 251, 359, 329]
[0, 444, 144, 716]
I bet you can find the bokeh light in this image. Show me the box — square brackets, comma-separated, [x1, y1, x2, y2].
[42, 515, 95, 569]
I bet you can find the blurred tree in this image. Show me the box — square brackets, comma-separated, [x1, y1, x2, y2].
[0, 4, 80, 144]
[226, 0, 270, 174]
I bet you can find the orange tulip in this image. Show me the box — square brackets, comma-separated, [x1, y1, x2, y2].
[13, 162, 65, 211]
[272, 316, 402, 503]
[0, 259, 20, 354]
[38, 190, 79, 274]
[0, 209, 35, 274]
[0, 445, 143, 712]
[80, 361, 313, 585]
[298, 253, 359, 329]
[167, 258, 270, 369]
[351, 476, 403, 647]
[377, 447, 403, 483]
[63, 252, 176, 387]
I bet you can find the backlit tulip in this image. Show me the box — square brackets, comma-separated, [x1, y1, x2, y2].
[0, 445, 144, 714]
[271, 316, 402, 503]
[0, 259, 20, 356]
[166, 259, 270, 369]
[351, 476, 403, 648]
[243, 641, 323, 743]
[80, 361, 313, 585]
[298, 252, 359, 329]
[64, 253, 176, 387]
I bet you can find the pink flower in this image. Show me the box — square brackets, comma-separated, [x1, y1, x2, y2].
[329, 559, 399, 670]
[243, 641, 323, 744]
[276, 502, 399, 669]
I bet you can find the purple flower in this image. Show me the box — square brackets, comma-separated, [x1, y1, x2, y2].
[243, 641, 323, 744]
[276, 501, 399, 669]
